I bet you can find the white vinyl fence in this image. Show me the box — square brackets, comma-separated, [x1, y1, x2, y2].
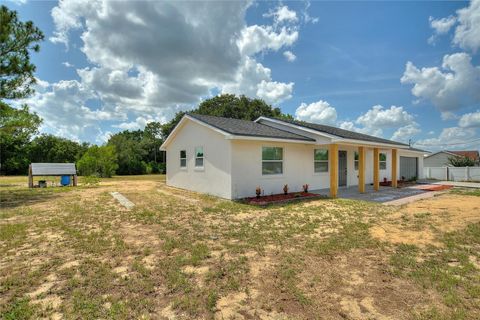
[424, 167, 480, 182]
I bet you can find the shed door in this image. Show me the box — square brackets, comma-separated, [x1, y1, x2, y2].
[400, 156, 417, 180]
[338, 151, 347, 187]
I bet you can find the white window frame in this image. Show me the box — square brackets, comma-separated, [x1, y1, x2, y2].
[195, 146, 204, 170]
[314, 148, 329, 173]
[180, 150, 187, 169]
[379, 152, 387, 170]
[354, 151, 359, 171]
[262, 146, 283, 176]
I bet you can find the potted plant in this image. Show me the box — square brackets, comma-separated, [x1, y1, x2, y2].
[255, 186, 261, 198]
[283, 184, 289, 195]
[302, 184, 309, 193]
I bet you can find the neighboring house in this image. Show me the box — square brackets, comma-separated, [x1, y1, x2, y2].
[160, 114, 425, 199]
[424, 150, 480, 167]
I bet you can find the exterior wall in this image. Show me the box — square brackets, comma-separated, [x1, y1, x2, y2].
[165, 120, 232, 199]
[424, 152, 453, 167]
[230, 140, 324, 199]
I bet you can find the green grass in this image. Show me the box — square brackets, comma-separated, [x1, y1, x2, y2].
[390, 223, 480, 319]
[1, 175, 479, 319]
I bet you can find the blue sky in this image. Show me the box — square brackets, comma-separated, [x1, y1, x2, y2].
[7, 0, 480, 151]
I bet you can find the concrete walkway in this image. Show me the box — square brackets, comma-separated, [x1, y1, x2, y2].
[311, 185, 429, 204]
[418, 180, 480, 188]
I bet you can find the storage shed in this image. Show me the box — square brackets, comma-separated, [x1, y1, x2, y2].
[28, 163, 78, 188]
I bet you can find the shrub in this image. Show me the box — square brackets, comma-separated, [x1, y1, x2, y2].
[77, 145, 118, 178]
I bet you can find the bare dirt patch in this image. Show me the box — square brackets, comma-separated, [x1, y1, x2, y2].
[371, 193, 480, 247]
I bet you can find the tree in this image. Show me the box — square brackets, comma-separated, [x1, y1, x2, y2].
[448, 156, 475, 167]
[28, 134, 89, 163]
[107, 130, 148, 175]
[160, 94, 293, 139]
[77, 145, 118, 178]
[1, 5, 44, 100]
[0, 102, 42, 174]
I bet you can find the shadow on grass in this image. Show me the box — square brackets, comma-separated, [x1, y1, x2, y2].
[0, 187, 72, 209]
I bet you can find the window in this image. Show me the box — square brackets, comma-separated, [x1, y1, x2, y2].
[195, 147, 204, 168]
[379, 153, 387, 170]
[354, 151, 359, 171]
[262, 147, 283, 175]
[314, 149, 329, 173]
[180, 150, 187, 168]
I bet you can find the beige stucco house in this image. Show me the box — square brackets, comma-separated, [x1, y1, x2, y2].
[160, 114, 425, 199]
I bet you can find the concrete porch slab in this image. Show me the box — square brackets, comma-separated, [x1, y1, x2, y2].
[311, 184, 435, 204]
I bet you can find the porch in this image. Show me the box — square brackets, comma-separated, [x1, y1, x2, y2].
[311, 184, 428, 204]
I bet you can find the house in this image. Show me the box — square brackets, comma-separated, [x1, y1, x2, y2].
[424, 150, 480, 167]
[160, 114, 425, 199]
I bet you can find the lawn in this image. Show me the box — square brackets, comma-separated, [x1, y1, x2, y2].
[1, 175, 479, 319]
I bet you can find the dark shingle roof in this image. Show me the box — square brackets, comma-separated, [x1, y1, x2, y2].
[187, 114, 315, 142]
[264, 118, 409, 147]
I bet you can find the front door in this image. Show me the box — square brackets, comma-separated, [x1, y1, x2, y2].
[338, 150, 347, 187]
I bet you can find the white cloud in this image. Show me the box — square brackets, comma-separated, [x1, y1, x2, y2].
[401, 53, 480, 113]
[428, 15, 457, 44]
[294, 102, 418, 139]
[295, 100, 337, 125]
[221, 57, 293, 104]
[338, 121, 382, 137]
[62, 61, 74, 68]
[283, 50, 297, 62]
[459, 111, 480, 128]
[237, 25, 298, 56]
[426, 0, 480, 52]
[42, 0, 308, 141]
[391, 124, 421, 143]
[264, 5, 298, 24]
[430, 15, 457, 34]
[453, 0, 480, 52]
[415, 127, 477, 151]
[356, 105, 415, 128]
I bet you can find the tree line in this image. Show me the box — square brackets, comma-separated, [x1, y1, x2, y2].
[1, 5, 293, 177]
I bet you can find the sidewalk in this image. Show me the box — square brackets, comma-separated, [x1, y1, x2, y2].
[418, 180, 480, 188]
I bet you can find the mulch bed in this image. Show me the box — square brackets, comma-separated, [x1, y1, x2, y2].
[413, 184, 453, 191]
[244, 192, 324, 206]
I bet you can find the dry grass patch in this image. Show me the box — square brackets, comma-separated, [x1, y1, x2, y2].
[1, 176, 480, 319]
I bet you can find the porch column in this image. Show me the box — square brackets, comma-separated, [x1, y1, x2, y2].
[358, 146, 366, 193]
[329, 144, 338, 198]
[391, 149, 398, 188]
[373, 148, 379, 191]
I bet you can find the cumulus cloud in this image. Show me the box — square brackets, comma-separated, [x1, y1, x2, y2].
[459, 111, 480, 128]
[40, 0, 306, 141]
[221, 57, 293, 104]
[453, 0, 480, 52]
[263, 5, 298, 24]
[295, 100, 337, 125]
[426, 0, 480, 52]
[237, 25, 298, 56]
[401, 53, 480, 115]
[391, 124, 421, 143]
[295, 102, 418, 139]
[428, 15, 457, 44]
[356, 105, 415, 128]
[283, 50, 297, 62]
[338, 121, 382, 137]
[415, 127, 478, 151]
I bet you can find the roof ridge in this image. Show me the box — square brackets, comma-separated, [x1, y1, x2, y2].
[262, 116, 409, 147]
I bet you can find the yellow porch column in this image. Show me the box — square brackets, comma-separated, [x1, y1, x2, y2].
[391, 149, 398, 188]
[358, 146, 366, 193]
[373, 148, 379, 191]
[329, 144, 338, 198]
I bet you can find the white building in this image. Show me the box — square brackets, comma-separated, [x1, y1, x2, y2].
[160, 114, 425, 199]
